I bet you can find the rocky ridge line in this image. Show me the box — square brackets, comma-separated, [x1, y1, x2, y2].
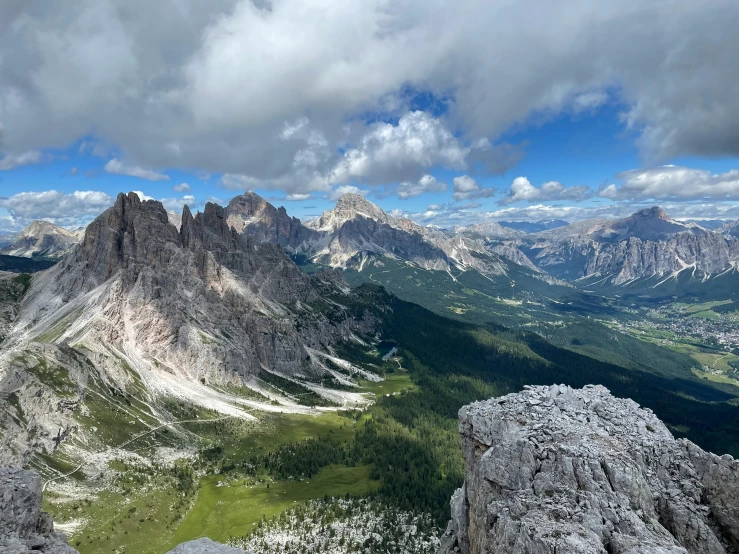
[439, 384, 739, 554]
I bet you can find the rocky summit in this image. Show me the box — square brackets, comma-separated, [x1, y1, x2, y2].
[0, 468, 77, 553]
[439, 385, 739, 554]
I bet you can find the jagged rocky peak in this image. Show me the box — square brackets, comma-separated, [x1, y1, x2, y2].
[0, 468, 78, 553]
[0, 220, 80, 259]
[14, 191, 377, 396]
[77, 191, 182, 283]
[309, 193, 392, 232]
[440, 384, 739, 554]
[225, 190, 275, 233]
[225, 191, 319, 251]
[719, 219, 739, 238]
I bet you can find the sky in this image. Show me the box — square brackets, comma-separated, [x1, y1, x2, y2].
[1, 0, 739, 232]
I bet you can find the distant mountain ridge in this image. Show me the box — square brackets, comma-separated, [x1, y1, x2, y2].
[460, 206, 739, 294]
[0, 221, 80, 259]
[225, 191, 525, 278]
[498, 218, 569, 233]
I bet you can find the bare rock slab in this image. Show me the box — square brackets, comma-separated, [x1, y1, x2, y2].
[439, 384, 739, 554]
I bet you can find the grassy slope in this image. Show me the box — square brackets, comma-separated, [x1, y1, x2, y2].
[169, 465, 379, 548]
[339, 255, 614, 327]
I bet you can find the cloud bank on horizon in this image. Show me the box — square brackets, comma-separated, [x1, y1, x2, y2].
[1, 0, 738, 230]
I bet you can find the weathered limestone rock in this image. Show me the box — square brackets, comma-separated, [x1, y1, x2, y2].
[0, 468, 78, 553]
[439, 385, 739, 554]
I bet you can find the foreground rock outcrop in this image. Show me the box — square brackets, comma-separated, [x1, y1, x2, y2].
[0, 468, 78, 553]
[439, 384, 739, 554]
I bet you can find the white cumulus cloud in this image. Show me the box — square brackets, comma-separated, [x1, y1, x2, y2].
[499, 177, 592, 205]
[328, 112, 468, 185]
[452, 175, 495, 201]
[173, 183, 192, 193]
[105, 158, 170, 181]
[0, 190, 113, 228]
[601, 166, 739, 201]
[285, 193, 311, 201]
[397, 175, 447, 199]
[327, 185, 369, 201]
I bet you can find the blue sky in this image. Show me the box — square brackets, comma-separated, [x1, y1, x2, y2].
[1, 1, 739, 231]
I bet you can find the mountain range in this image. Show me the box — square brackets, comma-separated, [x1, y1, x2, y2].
[221, 192, 739, 307]
[7, 190, 739, 468]
[6, 194, 739, 317]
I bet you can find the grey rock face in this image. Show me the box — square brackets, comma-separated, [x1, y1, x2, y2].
[16, 193, 377, 382]
[439, 385, 739, 554]
[719, 219, 739, 238]
[0, 221, 79, 259]
[0, 468, 78, 553]
[225, 191, 320, 253]
[166, 538, 252, 553]
[0, 272, 26, 342]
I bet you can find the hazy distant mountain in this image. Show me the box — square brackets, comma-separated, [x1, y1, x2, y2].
[0, 220, 80, 258]
[684, 219, 726, 230]
[0, 232, 17, 249]
[226, 192, 521, 277]
[719, 219, 739, 238]
[528, 207, 739, 286]
[498, 219, 570, 233]
[455, 207, 739, 295]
